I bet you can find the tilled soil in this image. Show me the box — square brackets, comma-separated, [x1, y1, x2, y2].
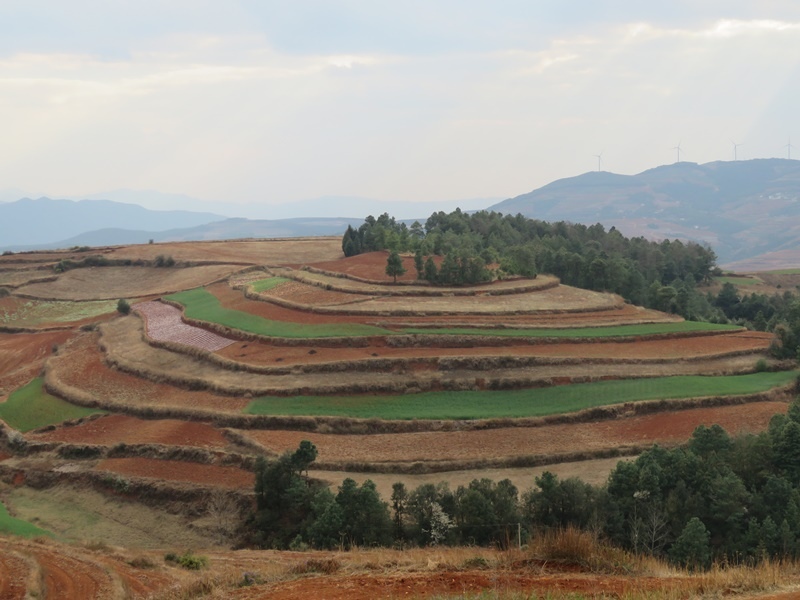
[28, 414, 230, 448]
[0, 329, 74, 396]
[95, 457, 254, 489]
[239, 401, 787, 465]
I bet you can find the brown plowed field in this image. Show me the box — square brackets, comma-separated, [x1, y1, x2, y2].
[0, 329, 73, 396]
[217, 331, 771, 367]
[17, 265, 242, 301]
[95, 457, 254, 489]
[0, 548, 28, 599]
[29, 414, 229, 448]
[240, 401, 787, 465]
[49, 333, 249, 412]
[106, 237, 344, 264]
[259, 279, 372, 306]
[31, 545, 116, 599]
[309, 250, 428, 282]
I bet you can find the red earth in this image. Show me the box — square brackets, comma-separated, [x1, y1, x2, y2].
[29, 414, 230, 448]
[95, 457, 254, 489]
[241, 401, 788, 465]
[0, 329, 74, 396]
[309, 250, 433, 283]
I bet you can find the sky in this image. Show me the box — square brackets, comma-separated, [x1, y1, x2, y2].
[1, 1, 799, 211]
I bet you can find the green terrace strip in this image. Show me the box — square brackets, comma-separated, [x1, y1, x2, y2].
[716, 276, 761, 287]
[0, 501, 53, 538]
[0, 378, 104, 432]
[244, 371, 799, 420]
[164, 287, 391, 338]
[248, 276, 290, 293]
[401, 321, 741, 338]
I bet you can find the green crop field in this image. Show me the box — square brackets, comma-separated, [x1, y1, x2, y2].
[716, 276, 761, 287]
[0, 299, 117, 327]
[249, 277, 290, 293]
[165, 287, 391, 338]
[244, 371, 798, 420]
[0, 378, 104, 432]
[401, 321, 741, 338]
[0, 501, 53, 538]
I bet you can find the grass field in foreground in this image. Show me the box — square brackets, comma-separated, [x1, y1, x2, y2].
[244, 371, 798, 420]
[401, 321, 741, 338]
[0, 378, 104, 432]
[0, 501, 53, 538]
[164, 287, 391, 338]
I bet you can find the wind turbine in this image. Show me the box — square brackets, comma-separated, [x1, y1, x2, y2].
[671, 142, 684, 163]
[786, 137, 796, 160]
[731, 140, 742, 161]
[593, 151, 604, 172]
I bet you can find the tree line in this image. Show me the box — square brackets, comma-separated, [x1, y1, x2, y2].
[248, 399, 800, 570]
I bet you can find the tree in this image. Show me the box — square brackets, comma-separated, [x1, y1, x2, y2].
[116, 298, 131, 315]
[670, 517, 711, 570]
[414, 250, 424, 280]
[385, 251, 406, 283]
[423, 256, 438, 283]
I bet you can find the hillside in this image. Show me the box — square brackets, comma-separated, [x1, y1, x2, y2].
[1, 237, 799, 598]
[490, 158, 800, 265]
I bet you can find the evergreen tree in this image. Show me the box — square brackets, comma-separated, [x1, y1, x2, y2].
[670, 517, 711, 571]
[385, 251, 406, 283]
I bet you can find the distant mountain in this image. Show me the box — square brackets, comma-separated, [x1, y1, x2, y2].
[0, 198, 225, 248]
[2, 217, 365, 252]
[489, 158, 800, 265]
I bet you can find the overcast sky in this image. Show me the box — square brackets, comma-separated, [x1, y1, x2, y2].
[1, 1, 799, 208]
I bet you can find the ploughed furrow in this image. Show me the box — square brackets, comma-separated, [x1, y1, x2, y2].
[134, 300, 235, 351]
[30, 546, 116, 600]
[0, 547, 29, 600]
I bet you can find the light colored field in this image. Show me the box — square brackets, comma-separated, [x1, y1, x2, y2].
[0, 297, 116, 327]
[105, 237, 344, 264]
[1, 483, 213, 549]
[0, 269, 54, 287]
[17, 265, 242, 300]
[310, 457, 629, 499]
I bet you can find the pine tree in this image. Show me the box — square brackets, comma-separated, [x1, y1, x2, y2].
[385, 251, 406, 283]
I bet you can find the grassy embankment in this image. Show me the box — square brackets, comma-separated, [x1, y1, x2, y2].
[164, 288, 391, 338]
[0, 501, 52, 538]
[0, 378, 104, 432]
[245, 370, 799, 420]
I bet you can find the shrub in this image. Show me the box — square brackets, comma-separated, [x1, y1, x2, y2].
[0, 287, 9, 298]
[166, 551, 208, 570]
[2, 250, 14, 255]
[755, 358, 769, 372]
[117, 299, 131, 315]
[154, 254, 175, 268]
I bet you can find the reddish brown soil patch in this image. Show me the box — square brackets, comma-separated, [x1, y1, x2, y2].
[0, 329, 74, 396]
[0, 451, 11, 462]
[218, 331, 770, 368]
[51, 334, 248, 413]
[31, 546, 116, 599]
[0, 548, 28, 600]
[29, 414, 229, 448]
[309, 250, 430, 283]
[242, 402, 787, 464]
[95, 457, 254, 489]
[260, 280, 370, 306]
[252, 571, 681, 600]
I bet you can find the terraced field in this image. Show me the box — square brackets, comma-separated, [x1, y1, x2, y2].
[0, 241, 795, 578]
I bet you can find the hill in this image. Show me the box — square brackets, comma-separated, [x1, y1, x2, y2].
[489, 158, 800, 265]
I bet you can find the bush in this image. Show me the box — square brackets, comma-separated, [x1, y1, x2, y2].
[117, 299, 131, 315]
[154, 254, 175, 268]
[755, 358, 769, 372]
[166, 551, 208, 570]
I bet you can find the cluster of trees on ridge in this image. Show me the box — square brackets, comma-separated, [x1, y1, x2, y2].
[343, 210, 800, 358]
[249, 401, 800, 570]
